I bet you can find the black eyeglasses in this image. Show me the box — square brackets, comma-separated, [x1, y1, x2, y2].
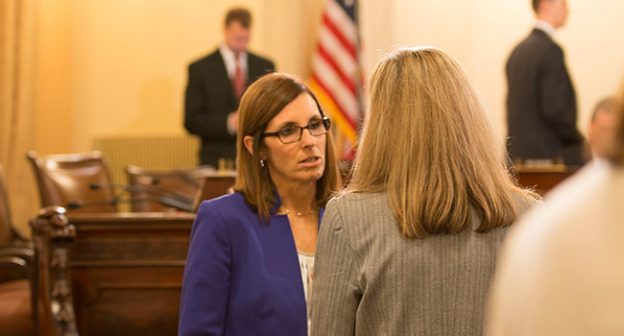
[262, 117, 331, 144]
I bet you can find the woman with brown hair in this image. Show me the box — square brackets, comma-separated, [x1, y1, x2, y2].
[310, 47, 537, 335]
[179, 73, 340, 336]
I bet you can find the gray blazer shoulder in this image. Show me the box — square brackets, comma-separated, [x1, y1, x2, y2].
[312, 191, 529, 336]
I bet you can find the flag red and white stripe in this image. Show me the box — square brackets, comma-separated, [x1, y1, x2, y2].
[309, 0, 363, 160]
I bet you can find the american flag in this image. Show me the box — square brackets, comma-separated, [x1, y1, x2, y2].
[309, 0, 364, 160]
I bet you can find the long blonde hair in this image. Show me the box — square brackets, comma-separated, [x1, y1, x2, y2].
[348, 47, 536, 239]
[234, 73, 341, 219]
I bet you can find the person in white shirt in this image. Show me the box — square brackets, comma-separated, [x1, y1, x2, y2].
[487, 90, 624, 335]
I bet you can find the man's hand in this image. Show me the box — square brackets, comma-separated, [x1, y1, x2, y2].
[227, 111, 239, 135]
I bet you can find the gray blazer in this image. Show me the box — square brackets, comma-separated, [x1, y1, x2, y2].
[310, 192, 522, 336]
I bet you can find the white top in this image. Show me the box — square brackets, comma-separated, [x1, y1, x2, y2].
[298, 251, 315, 303]
[298, 251, 315, 335]
[487, 163, 624, 335]
[219, 44, 248, 79]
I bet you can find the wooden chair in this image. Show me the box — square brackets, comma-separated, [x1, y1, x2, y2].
[125, 165, 221, 212]
[0, 163, 36, 335]
[27, 151, 117, 213]
[192, 173, 236, 212]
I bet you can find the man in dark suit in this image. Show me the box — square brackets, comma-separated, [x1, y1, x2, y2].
[184, 7, 275, 167]
[506, 0, 584, 166]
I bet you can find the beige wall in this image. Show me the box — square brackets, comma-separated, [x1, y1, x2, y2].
[35, 0, 73, 153]
[34, 0, 324, 153]
[365, 0, 624, 141]
[33, 0, 624, 154]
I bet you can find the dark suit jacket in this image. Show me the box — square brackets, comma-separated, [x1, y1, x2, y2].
[184, 49, 275, 166]
[179, 192, 322, 336]
[506, 28, 584, 165]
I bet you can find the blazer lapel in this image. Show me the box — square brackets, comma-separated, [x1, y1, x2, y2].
[246, 54, 261, 86]
[213, 50, 237, 101]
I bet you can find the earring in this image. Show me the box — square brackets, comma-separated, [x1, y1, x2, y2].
[260, 159, 265, 168]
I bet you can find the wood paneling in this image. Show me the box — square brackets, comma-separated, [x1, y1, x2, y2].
[32, 209, 194, 336]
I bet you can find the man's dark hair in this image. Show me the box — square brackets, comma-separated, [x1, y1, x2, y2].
[225, 7, 252, 28]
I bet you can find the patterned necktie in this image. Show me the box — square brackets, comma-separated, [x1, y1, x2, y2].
[233, 55, 245, 99]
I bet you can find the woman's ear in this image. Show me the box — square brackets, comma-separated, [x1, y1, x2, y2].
[243, 135, 255, 155]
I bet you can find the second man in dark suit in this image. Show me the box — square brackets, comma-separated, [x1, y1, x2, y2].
[184, 7, 275, 167]
[506, 0, 584, 166]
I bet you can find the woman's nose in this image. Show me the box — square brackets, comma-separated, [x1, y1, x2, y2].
[299, 127, 317, 146]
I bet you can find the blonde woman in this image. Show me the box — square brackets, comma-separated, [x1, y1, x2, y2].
[310, 47, 538, 336]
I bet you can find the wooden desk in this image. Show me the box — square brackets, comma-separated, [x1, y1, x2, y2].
[31, 208, 194, 336]
[514, 166, 579, 195]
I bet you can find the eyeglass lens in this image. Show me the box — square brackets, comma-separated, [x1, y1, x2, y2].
[279, 119, 328, 143]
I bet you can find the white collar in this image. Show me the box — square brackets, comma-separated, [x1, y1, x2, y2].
[534, 20, 556, 38]
[219, 44, 248, 78]
[219, 45, 247, 62]
[592, 156, 611, 169]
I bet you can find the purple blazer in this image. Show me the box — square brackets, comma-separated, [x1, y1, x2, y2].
[179, 192, 323, 336]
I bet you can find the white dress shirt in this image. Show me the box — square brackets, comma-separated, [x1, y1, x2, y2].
[219, 45, 248, 80]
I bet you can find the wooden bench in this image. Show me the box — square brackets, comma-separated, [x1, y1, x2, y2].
[31, 207, 194, 336]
